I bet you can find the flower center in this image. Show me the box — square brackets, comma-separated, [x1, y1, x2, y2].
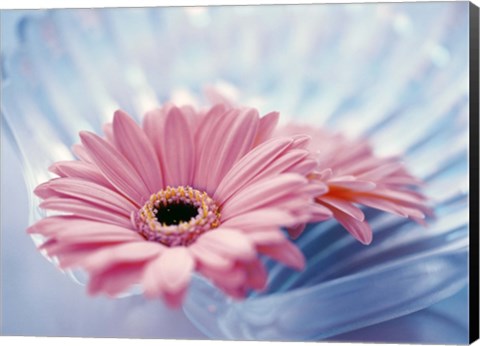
[133, 186, 221, 247]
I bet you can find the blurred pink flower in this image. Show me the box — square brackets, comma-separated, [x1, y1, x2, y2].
[28, 104, 326, 307]
[278, 124, 432, 244]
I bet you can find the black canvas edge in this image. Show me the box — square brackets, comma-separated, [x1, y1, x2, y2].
[470, 1, 480, 344]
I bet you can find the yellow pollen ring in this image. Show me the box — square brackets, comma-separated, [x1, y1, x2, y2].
[134, 185, 221, 247]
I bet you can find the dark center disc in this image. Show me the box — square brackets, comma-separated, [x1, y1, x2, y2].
[155, 202, 199, 226]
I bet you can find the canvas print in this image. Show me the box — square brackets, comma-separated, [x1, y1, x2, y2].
[1, 1, 478, 344]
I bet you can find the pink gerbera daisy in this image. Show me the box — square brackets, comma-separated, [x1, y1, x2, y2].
[28, 104, 328, 307]
[278, 124, 432, 244]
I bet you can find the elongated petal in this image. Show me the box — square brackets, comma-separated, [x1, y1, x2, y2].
[80, 131, 150, 204]
[321, 196, 365, 221]
[254, 111, 279, 146]
[328, 176, 376, 191]
[55, 232, 141, 245]
[257, 241, 306, 270]
[214, 137, 293, 204]
[358, 162, 404, 181]
[221, 208, 297, 229]
[330, 206, 373, 245]
[188, 242, 233, 271]
[40, 197, 132, 228]
[287, 223, 306, 239]
[27, 215, 83, 236]
[83, 241, 164, 273]
[161, 107, 194, 186]
[193, 104, 228, 156]
[143, 248, 194, 307]
[103, 123, 114, 143]
[71, 144, 93, 163]
[196, 229, 257, 262]
[49, 243, 118, 269]
[113, 110, 164, 192]
[88, 262, 146, 297]
[246, 229, 287, 245]
[245, 259, 268, 291]
[221, 174, 308, 219]
[46, 177, 138, 215]
[157, 247, 195, 293]
[245, 149, 311, 182]
[195, 109, 249, 191]
[199, 263, 248, 289]
[49, 161, 114, 189]
[142, 106, 169, 159]
[204, 108, 259, 192]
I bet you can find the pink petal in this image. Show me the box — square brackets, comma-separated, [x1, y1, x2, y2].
[206, 108, 259, 191]
[221, 174, 308, 219]
[49, 161, 114, 189]
[328, 176, 376, 191]
[193, 104, 228, 159]
[290, 134, 311, 149]
[195, 108, 260, 192]
[320, 196, 365, 221]
[82, 241, 164, 273]
[381, 175, 423, 186]
[245, 229, 287, 245]
[370, 188, 428, 205]
[142, 248, 194, 306]
[56, 232, 141, 245]
[26, 215, 81, 236]
[216, 285, 247, 300]
[221, 208, 297, 229]
[142, 106, 169, 157]
[48, 163, 63, 176]
[40, 197, 132, 228]
[309, 203, 334, 221]
[103, 123, 114, 143]
[358, 162, 404, 180]
[51, 243, 115, 269]
[245, 259, 268, 291]
[112, 110, 164, 193]
[196, 229, 257, 262]
[46, 177, 138, 215]
[199, 263, 248, 289]
[257, 240, 305, 270]
[160, 107, 195, 186]
[302, 182, 330, 196]
[314, 168, 333, 181]
[213, 137, 294, 204]
[355, 195, 426, 219]
[338, 155, 386, 176]
[71, 144, 93, 163]
[88, 262, 146, 297]
[287, 158, 319, 175]
[253, 111, 279, 146]
[34, 181, 58, 199]
[287, 223, 306, 239]
[203, 86, 235, 107]
[41, 239, 143, 265]
[243, 149, 310, 182]
[158, 248, 195, 293]
[330, 206, 373, 245]
[179, 105, 200, 130]
[188, 242, 233, 271]
[161, 290, 189, 308]
[51, 222, 141, 244]
[192, 106, 230, 189]
[80, 131, 150, 204]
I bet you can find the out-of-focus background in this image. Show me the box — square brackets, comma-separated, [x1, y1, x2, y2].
[1, 2, 472, 342]
[1, 9, 206, 339]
